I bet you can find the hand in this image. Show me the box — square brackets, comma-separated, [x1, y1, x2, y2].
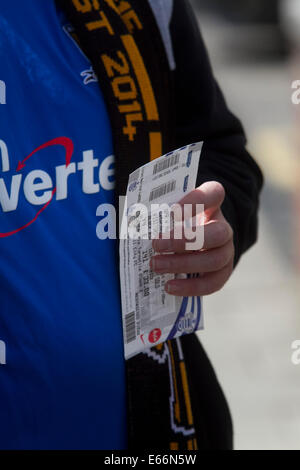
[150, 181, 234, 296]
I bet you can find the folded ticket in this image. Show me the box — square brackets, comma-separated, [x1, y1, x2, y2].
[120, 142, 204, 359]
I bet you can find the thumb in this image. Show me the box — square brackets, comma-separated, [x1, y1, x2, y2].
[177, 181, 225, 219]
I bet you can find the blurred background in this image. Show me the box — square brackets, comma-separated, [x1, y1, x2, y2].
[190, 0, 300, 450]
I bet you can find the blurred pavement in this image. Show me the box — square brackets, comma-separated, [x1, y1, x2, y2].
[194, 12, 300, 450]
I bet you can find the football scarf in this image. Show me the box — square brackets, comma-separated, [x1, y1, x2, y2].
[58, 0, 199, 450]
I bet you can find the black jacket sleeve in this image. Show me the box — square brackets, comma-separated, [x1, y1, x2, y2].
[170, 0, 264, 265]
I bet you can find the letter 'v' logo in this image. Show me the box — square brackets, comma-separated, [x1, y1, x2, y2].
[0, 80, 6, 104]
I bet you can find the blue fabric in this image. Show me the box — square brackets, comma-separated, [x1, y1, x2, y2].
[0, 1, 127, 449]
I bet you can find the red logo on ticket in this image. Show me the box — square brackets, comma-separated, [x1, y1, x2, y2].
[148, 328, 162, 344]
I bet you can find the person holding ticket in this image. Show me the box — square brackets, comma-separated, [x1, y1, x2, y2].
[0, 0, 263, 451]
[151, 179, 234, 297]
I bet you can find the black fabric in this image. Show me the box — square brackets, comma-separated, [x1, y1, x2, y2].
[181, 334, 233, 450]
[126, 334, 233, 451]
[58, 0, 263, 451]
[126, 339, 199, 450]
[171, 0, 263, 265]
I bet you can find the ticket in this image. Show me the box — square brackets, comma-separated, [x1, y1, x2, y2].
[120, 142, 204, 359]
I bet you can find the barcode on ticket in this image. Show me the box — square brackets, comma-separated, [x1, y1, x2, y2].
[124, 311, 136, 344]
[149, 180, 176, 202]
[152, 153, 180, 175]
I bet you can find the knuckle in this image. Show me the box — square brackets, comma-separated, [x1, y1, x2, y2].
[215, 221, 230, 245]
[210, 249, 226, 271]
[227, 223, 234, 240]
[224, 241, 234, 265]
